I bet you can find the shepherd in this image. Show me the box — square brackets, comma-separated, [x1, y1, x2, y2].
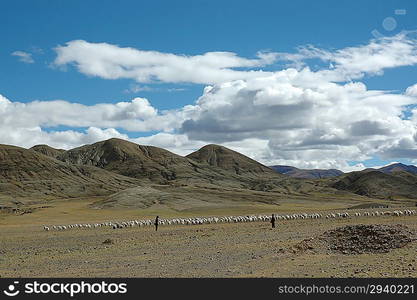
[154, 215, 159, 231]
[271, 214, 275, 228]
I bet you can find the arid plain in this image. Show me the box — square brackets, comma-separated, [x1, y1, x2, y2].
[1, 197, 416, 278]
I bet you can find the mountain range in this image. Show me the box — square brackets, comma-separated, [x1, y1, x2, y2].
[1, 138, 417, 209]
[269, 162, 417, 178]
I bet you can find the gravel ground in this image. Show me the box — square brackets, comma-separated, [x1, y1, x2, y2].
[0, 214, 416, 278]
[294, 224, 417, 255]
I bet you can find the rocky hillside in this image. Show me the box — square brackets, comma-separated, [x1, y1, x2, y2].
[186, 144, 274, 175]
[57, 138, 203, 182]
[328, 170, 417, 199]
[0, 144, 140, 203]
[30, 144, 65, 158]
[57, 139, 284, 187]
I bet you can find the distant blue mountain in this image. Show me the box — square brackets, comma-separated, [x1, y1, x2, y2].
[270, 162, 417, 179]
[377, 163, 417, 175]
[269, 165, 343, 179]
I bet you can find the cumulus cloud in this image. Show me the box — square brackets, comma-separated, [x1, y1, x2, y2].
[2, 77, 417, 171]
[53, 40, 276, 84]
[0, 95, 179, 131]
[11, 51, 34, 63]
[178, 68, 417, 170]
[406, 83, 417, 96]
[4, 32, 417, 171]
[133, 133, 206, 156]
[0, 94, 191, 149]
[0, 125, 128, 150]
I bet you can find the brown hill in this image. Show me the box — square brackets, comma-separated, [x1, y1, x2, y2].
[186, 144, 274, 175]
[0, 144, 139, 204]
[329, 170, 417, 199]
[55, 139, 319, 194]
[57, 138, 241, 185]
[55, 139, 366, 198]
[4, 139, 406, 210]
[30, 144, 65, 158]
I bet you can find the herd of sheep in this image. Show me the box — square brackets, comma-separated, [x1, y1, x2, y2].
[43, 209, 416, 231]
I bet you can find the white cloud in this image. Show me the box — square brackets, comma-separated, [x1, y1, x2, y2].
[53, 40, 276, 84]
[406, 83, 417, 96]
[0, 94, 146, 148]
[11, 51, 34, 63]
[278, 32, 417, 81]
[179, 69, 417, 170]
[0, 95, 180, 132]
[0, 125, 128, 150]
[3, 33, 417, 170]
[133, 133, 205, 156]
[0, 94, 197, 151]
[52, 33, 417, 86]
[2, 76, 417, 171]
[124, 84, 153, 93]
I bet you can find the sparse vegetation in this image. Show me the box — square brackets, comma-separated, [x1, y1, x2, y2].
[1, 203, 416, 277]
[1, 139, 417, 278]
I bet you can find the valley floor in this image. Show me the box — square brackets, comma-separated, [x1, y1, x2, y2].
[0, 202, 416, 277]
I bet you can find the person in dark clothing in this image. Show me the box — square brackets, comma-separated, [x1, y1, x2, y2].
[154, 216, 159, 231]
[270, 214, 275, 228]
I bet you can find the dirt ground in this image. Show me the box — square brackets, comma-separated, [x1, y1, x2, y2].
[1, 207, 416, 278]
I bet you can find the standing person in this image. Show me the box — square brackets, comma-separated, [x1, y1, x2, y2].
[154, 215, 159, 231]
[270, 214, 275, 228]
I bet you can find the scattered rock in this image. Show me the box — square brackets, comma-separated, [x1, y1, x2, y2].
[292, 224, 416, 255]
[102, 238, 114, 245]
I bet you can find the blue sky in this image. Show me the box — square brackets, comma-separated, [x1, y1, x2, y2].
[1, 0, 417, 171]
[2, 0, 416, 105]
